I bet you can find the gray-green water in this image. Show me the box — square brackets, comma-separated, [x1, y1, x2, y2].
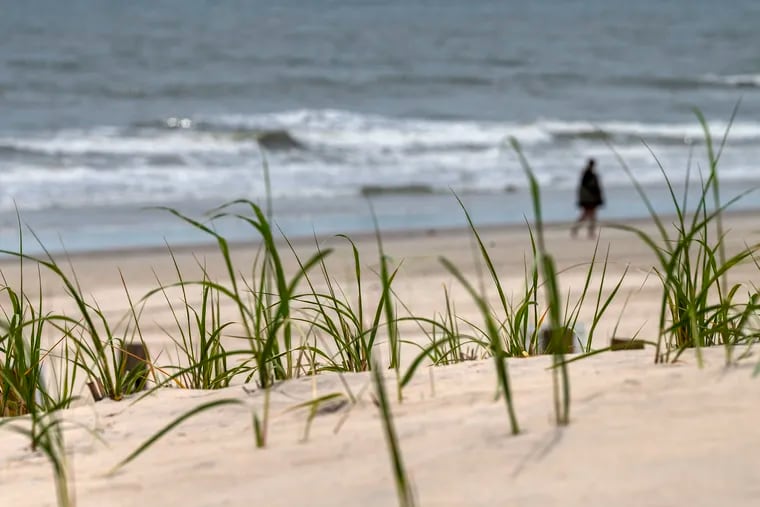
[1, 0, 758, 252]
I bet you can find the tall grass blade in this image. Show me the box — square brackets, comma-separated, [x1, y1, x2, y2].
[511, 137, 570, 425]
[440, 257, 520, 434]
[371, 358, 416, 507]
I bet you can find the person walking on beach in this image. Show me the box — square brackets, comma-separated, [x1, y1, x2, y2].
[571, 158, 603, 239]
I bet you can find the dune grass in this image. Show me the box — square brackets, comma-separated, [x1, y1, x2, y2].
[0, 244, 150, 403]
[0, 283, 64, 416]
[154, 200, 332, 388]
[0, 231, 76, 505]
[139, 250, 240, 390]
[608, 108, 760, 365]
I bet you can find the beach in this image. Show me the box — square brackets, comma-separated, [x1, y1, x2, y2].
[1, 212, 759, 506]
[2, 1, 760, 505]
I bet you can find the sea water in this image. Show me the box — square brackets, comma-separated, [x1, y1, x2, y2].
[1, 0, 759, 253]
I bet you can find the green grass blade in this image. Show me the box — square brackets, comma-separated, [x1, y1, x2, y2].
[371, 358, 416, 507]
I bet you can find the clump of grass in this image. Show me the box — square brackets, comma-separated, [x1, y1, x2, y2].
[289, 233, 396, 374]
[418, 285, 486, 365]
[539, 239, 628, 355]
[0, 284, 56, 416]
[432, 193, 622, 360]
[139, 250, 242, 390]
[0, 216, 78, 506]
[608, 108, 760, 365]
[0, 243, 149, 402]
[0, 222, 78, 415]
[285, 205, 405, 402]
[401, 182, 625, 429]
[576, 244, 629, 352]
[157, 200, 330, 388]
[450, 193, 538, 357]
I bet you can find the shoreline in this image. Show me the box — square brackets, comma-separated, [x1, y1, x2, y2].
[2, 176, 759, 259]
[3, 204, 758, 264]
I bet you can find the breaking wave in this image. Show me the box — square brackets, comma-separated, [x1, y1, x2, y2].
[1, 109, 760, 213]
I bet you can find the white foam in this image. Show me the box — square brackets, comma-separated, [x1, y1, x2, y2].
[3, 109, 760, 213]
[537, 118, 760, 143]
[205, 110, 760, 153]
[702, 73, 760, 87]
[0, 130, 256, 157]
[204, 109, 552, 149]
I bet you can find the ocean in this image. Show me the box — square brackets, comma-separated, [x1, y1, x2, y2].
[1, 0, 759, 253]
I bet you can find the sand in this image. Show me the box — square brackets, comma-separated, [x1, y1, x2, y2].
[1, 213, 759, 506]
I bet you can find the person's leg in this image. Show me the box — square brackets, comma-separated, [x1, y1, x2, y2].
[571, 210, 581, 237]
[571, 208, 590, 237]
[587, 207, 597, 238]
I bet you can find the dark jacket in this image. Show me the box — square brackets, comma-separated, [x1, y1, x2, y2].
[578, 169, 603, 208]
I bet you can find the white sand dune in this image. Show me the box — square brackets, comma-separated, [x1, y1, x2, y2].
[1, 213, 759, 506]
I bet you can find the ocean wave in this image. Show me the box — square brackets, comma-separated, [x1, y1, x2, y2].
[540, 119, 760, 145]
[0, 130, 255, 158]
[198, 109, 760, 150]
[359, 184, 517, 198]
[136, 119, 305, 151]
[26, 69, 503, 101]
[360, 184, 436, 197]
[373, 73, 494, 87]
[255, 130, 304, 150]
[6, 57, 83, 72]
[4, 110, 760, 165]
[0, 163, 254, 212]
[6, 109, 760, 165]
[3, 109, 760, 215]
[476, 56, 527, 68]
[614, 73, 760, 91]
[701, 73, 760, 88]
[3, 153, 760, 214]
[198, 109, 549, 150]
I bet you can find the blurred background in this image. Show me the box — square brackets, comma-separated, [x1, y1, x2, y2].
[1, 0, 758, 252]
